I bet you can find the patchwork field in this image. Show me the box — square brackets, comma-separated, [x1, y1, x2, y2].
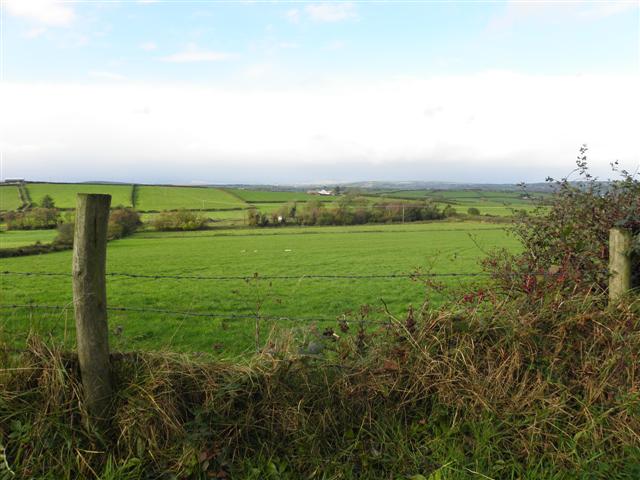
[0, 185, 22, 211]
[136, 185, 247, 211]
[376, 189, 543, 215]
[9, 184, 544, 219]
[0, 222, 518, 356]
[26, 183, 133, 209]
[229, 188, 337, 203]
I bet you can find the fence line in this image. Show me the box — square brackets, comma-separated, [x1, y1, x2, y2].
[0, 303, 393, 326]
[2, 270, 574, 282]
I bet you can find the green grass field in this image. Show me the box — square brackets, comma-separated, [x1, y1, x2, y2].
[26, 183, 133, 209]
[14, 184, 541, 218]
[229, 189, 337, 203]
[373, 189, 543, 216]
[136, 186, 247, 211]
[0, 229, 58, 248]
[0, 185, 22, 211]
[0, 222, 518, 356]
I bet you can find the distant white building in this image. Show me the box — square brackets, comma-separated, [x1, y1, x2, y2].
[307, 189, 333, 196]
[3, 178, 24, 184]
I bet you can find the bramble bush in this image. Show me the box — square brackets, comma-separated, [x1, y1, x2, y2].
[484, 145, 640, 297]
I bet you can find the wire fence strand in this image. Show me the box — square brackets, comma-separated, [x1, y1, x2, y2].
[0, 270, 494, 281]
[0, 303, 394, 325]
[1, 269, 596, 281]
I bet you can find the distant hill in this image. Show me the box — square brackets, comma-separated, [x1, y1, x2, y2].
[289, 181, 558, 193]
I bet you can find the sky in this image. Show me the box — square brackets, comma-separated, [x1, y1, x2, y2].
[0, 0, 639, 185]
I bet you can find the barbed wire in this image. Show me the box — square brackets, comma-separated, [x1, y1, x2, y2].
[1, 269, 604, 281]
[0, 303, 393, 325]
[0, 270, 492, 281]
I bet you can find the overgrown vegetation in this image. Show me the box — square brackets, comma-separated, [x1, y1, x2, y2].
[108, 207, 143, 239]
[1, 290, 638, 479]
[484, 146, 640, 294]
[151, 209, 208, 231]
[3, 207, 59, 230]
[247, 197, 449, 227]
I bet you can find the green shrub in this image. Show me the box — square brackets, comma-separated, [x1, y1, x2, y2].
[4, 208, 59, 230]
[39, 195, 55, 209]
[467, 207, 480, 215]
[485, 145, 640, 295]
[151, 209, 207, 231]
[109, 207, 142, 239]
[54, 222, 74, 246]
[442, 205, 457, 217]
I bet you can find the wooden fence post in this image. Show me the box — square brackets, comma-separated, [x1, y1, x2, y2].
[72, 193, 112, 426]
[609, 227, 632, 303]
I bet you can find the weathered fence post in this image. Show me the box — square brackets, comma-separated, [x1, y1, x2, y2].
[609, 227, 632, 303]
[72, 193, 112, 426]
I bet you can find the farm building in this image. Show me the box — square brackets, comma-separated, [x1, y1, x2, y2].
[307, 189, 333, 196]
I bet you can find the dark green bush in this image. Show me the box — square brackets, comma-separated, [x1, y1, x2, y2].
[39, 195, 55, 209]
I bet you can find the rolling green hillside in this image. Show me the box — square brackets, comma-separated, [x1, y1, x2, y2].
[229, 189, 337, 203]
[136, 186, 247, 211]
[0, 185, 22, 211]
[26, 183, 133, 209]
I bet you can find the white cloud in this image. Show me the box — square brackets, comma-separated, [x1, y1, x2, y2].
[88, 71, 126, 81]
[160, 44, 234, 63]
[139, 41, 157, 51]
[325, 40, 345, 51]
[305, 2, 357, 22]
[4, 0, 75, 27]
[578, 2, 638, 20]
[278, 42, 299, 49]
[285, 9, 300, 24]
[2, 72, 638, 183]
[489, 0, 638, 30]
[23, 27, 47, 39]
[244, 63, 274, 79]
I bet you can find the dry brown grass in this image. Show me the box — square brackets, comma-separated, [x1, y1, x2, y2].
[1, 292, 639, 479]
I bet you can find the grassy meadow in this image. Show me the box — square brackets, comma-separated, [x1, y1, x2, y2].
[26, 182, 134, 209]
[229, 188, 337, 203]
[0, 222, 518, 356]
[0, 185, 22, 211]
[1, 183, 534, 356]
[11, 182, 544, 218]
[376, 189, 543, 216]
[0, 229, 58, 248]
[136, 185, 247, 211]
